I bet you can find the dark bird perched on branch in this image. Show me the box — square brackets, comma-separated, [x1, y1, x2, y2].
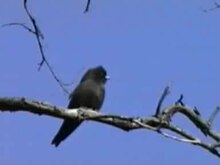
[51, 66, 109, 147]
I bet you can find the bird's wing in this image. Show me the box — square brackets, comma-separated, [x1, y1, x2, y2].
[51, 79, 105, 147]
[68, 79, 105, 111]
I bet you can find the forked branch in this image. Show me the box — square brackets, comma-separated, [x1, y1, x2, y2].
[0, 93, 219, 157]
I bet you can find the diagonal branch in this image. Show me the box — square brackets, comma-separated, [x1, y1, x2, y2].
[2, 0, 70, 95]
[202, 2, 220, 12]
[84, 0, 91, 13]
[23, 0, 70, 94]
[154, 84, 170, 117]
[207, 106, 220, 127]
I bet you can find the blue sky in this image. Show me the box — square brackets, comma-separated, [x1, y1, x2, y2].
[1, 0, 220, 164]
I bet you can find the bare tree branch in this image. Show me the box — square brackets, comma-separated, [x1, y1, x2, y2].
[0, 97, 220, 157]
[23, 0, 70, 94]
[84, 0, 91, 13]
[154, 84, 170, 117]
[208, 106, 220, 128]
[2, 23, 35, 34]
[2, 0, 71, 95]
[175, 94, 185, 106]
[202, 2, 220, 12]
[161, 106, 220, 141]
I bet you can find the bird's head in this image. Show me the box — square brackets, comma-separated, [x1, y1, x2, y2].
[80, 66, 109, 84]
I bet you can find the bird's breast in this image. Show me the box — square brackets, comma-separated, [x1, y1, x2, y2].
[68, 81, 105, 111]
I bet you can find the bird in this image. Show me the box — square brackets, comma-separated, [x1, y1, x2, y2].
[51, 66, 109, 147]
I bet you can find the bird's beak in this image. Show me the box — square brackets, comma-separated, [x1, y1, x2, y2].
[105, 75, 110, 80]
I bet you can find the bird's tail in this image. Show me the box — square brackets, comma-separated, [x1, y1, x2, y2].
[51, 119, 82, 147]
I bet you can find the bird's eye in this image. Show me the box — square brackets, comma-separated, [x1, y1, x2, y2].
[105, 75, 110, 80]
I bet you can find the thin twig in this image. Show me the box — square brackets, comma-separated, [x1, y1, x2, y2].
[175, 94, 185, 106]
[23, 0, 45, 67]
[202, 2, 220, 12]
[2, 23, 35, 34]
[207, 106, 220, 128]
[193, 106, 201, 116]
[154, 84, 171, 117]
[3, 0, 71, 95]
[23, 0, 70, 94]
[84, 0, 91, 13]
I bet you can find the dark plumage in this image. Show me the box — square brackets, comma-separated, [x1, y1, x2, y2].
[51, 66, 108, 147]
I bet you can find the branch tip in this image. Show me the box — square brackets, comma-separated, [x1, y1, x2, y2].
[207, 106, 220, 128]
[154, 84, 171, 117]
[193, 106, 201, 116]
[84, 0, 91, 13]
[175, 94, 185, 106]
